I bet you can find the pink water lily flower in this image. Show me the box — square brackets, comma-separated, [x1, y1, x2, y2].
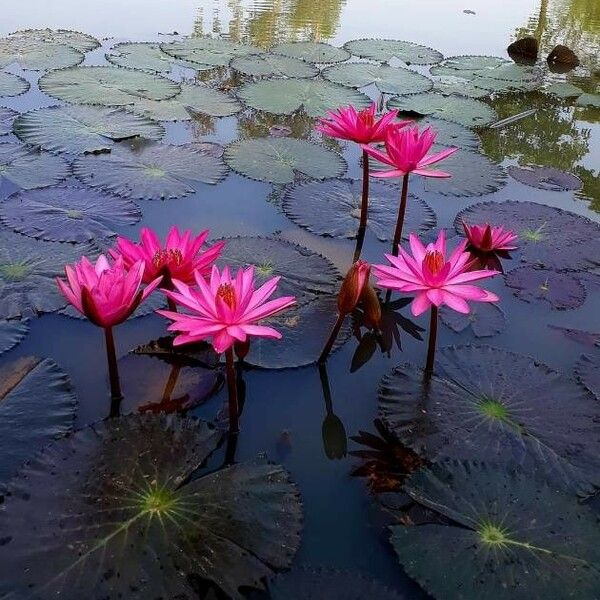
[373, 230, 499, 316]
[110, 226, 224, 287]
[158, 265, 296, 354]
[363, 125, 458, 179]
[463, 222, 518, 252]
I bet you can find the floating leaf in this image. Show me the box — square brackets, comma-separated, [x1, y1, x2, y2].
[131, 82, 241, 121]
[217, 236, 340, 304]
[0, 143, 70, 189]
[432, 55, 508, 71]
[410, 116, 481, 150]
[391, 460, 600, 599]
[506, 267, 586, 310]
[131, 335, 220, 368]
[379, 345, 600, 495]
[9, 28, 100, 53]
[576, 349, 600, 399]
[230, 53, 318, 78]
[271, 41, 349, 64]
[508, 164, 583, 191]
[548, 325, 600, 347]
[322, 62, 432, 95]
[283, 178, 436, 241]
[344, 39, 443, 66]
[161, 37, 260, 68]
[432, 76, 491, 99]
[0, 318, 28, 355]
[106, 41, 205, 72]
[0, 36, 83, 70]
[238, 78, 371, 118]
[545, 81, 584, 99]
[39, 66, 180, 107]
[0, 356, 76, 487]
[455, 200, 600, 271]
[225, 137, 345, 184]
[0, 108, 18, 136]
[74, 143, 227, 200]
[440, 302, 506, 337]
[0, 185, 141, 243]
[0, 415, 302, 599]
[0, 71, 29, 97]
[576, 93, 600, 108]
[389, 93, 497, 127]
[13, 105, 164, 154]
[0, 229, 96, 319]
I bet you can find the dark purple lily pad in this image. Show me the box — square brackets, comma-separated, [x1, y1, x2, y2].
[378, 345, 600, 496]
[0, 186, 141, 243]
[282, 178, 436, 242]
[0, 143, 70, 190]
[547, 325, 600, 347]
[505, 267, 586, 310]
[508, 164, 583, 191]
[440, 302, 506, 337]
[0, 318, 29, 355]
[0, 107, 18, 136]
[575, 348, 600, 399]
[456, 200, 600, 271]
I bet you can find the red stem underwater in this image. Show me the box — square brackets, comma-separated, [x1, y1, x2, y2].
[424, 306, 438, 378]
[391, 173, 410, 257]
[104, 326, 123, 406]
[225, 348, 240, 434]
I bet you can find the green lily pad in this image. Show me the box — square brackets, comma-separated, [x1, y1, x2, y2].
[0, 356, 76, 488]
[407, 116, 482, 150]
[217, 236, 340, 305]
[161, 37, 260, 68]
[440, 302, 506, 338]
[39, 66, 180, 107]
[225, 137, 345, 184]
[8, 28, 100, 53]
[344, 39, 443, 66]
[0, 185, 141, 243]
[0, 71, 29, 97]
[0, 108, 18, 136]
[0, 318, 28, 355]
[378, 345, 600, 495]
[271, 41, 350, 64]
[73, 142, 227, 200]
[432, 55, 508, 71]
[432, 76, 491, 99]
[544, 81, 584, 99]
[0, 415, 302, 599]
[389, 92, 497, 127]
[576, 349, 600, 399]
[0, 143, 71, 190]
[575, 92, 600, 108]
[283, 178, 436, 241]
[13, 105, 164, 154]
[231, 53, 319, 78]
[391, 460, 600, 599]
[131, 82, 241, 121]
[238, 78, 371, 118]
[0, 36, 84, 70]
[322, 62, 433, 95]
[106, 41, 207, 72]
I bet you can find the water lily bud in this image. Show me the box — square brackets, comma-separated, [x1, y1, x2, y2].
[360, 283, 382, 330]
[337, 260, 371, 315]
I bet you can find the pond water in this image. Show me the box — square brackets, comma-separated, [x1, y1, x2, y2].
[0, 1, 599, 598]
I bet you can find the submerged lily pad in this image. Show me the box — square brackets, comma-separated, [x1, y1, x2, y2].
[0, 108, 18, 136]
[455, 200, 600, 271]
[440, 302, 506, 338]
[0, 356, 76, 487]
[0, 186, 141, 243]
[231, 53, 319, 78]
[271, 41, 349, 64]
[0, 71, 29, 98]
[0, 415, 302, 599]
[378, 345, 600, 495]
[283, 178, 436, 241]
[506, 267, 586, 310]
[224, 137, 345, 184]
[0, 143, 70, 190]
[391, 460, 600, 599]
[0, 36, 84, 70]
[13, 105, 164, 154]
[389, 93, 497, 127]
[161, 37, 260, 68]
[39, 66, 180, 107]
[131, 335, 220, 368]
[9, 28, 100, 53]
[238, 78, 371, 118]
[131, 82, 241, 121]
[508, 164, 583, 191]
[0, 318, 28, 355]
[322, 62, 433, 95]
[73, 143, 227, 200]
[344, 39, 443, 66]
[106, 41, 206, 72]
[217, 236, 340, 305]
[576, 349, 600, 399]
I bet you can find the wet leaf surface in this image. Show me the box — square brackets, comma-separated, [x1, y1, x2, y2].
[410, 116, 482, 150]
[0, 71, 29, 98]
[575, 93, 600, 108]
[0, 36, 84, 70]
[575, 348, 600, 399]
[440, 302, 506, 337]
[271, 41, 350, 63]
[0, 107, 18, 136]
[507, 164, 583, 191]
[547, 325, 600, 347]
[0, 415, 302, 599]
[0, 143, 70, 189]
[161, 37, 260, 67]
[544, 81, 584, 99]
[9, 28, 100, 53]
[231, 53, 319, 78]
[0, 318, 28, 355]
[344, 39, 443, 65]
[106, 41, 205, 72]
[379, 345, 600, 495]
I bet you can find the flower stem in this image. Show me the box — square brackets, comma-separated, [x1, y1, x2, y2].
[167, 297, 177, 312]
[225, 348, 239, 434]
[360, 149, 370, 231]
[391, 173, 410, 257]
[319, 313, 345, 364]
[161, 364, 181, 402]
[424, 306, 438, 377]
[104, 326, 123, 410]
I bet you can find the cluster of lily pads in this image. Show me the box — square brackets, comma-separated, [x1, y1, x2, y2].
[0, 27, 599, 600]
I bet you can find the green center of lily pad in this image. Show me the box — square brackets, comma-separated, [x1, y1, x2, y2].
[479, 522, 508, 546]
[0, 261, 32, 281]
[144, 165, 167, 178]
[477, 396, 508, 420]
[139, 485, 177, 515]
[66, 209, 84, 219]
[256, 261, 274, 276]
[521, 224, 546, 242]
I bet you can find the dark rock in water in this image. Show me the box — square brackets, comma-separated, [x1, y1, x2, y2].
[507, 36, 538, 61]
[547, 44, 580, 69]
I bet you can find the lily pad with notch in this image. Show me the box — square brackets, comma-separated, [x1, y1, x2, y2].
[0, 415, 303, 599]
[575, 348, 600, 399]
[0, 185, 141, 243]
[283, 178, 436, 241]
[271, 41, 350, 64]
[440, 302, 506, 338]
[106, 41, 207, 73]
[0, 108, 18, 136]
[8, 28, 100, 53]
[0, 318, 29, 355]
[378, 344, 600, 495]
[13, 105, 165, 155]
[344, 39, 443, 66]
[237, 78, 371, 118]
[224, 137, 345, 184]
[230, 53, 319, 78]
[0, 143, 70, 190]
[508, 164, 583, 191]
[73, 142, 227, 200]
[161, 37, 261, 68]
[391, 460, 600, 599]
[0, 71, 29, 98]
[0, 36, 84, 70]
